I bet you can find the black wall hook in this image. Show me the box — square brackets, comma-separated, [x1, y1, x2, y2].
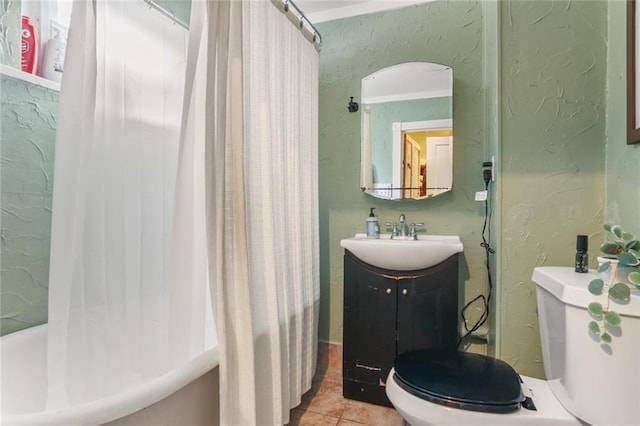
[348, 97, 359, 113]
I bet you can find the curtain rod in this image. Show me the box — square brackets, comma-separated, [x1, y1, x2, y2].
[143, 0, 189, 30]
[143, 0, 322, 46]
[280, 0, 323, 46]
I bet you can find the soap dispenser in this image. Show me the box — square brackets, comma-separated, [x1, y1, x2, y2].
[366, 208, 379, 238]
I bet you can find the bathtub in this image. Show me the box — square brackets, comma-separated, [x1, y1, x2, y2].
[0, 324, 220, 426]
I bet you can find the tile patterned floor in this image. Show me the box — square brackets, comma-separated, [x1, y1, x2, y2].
[287, 343, 404, 426]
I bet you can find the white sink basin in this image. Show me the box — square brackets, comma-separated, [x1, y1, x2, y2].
[340, 233, 463, 271]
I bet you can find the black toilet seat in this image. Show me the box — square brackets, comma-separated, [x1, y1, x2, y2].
[393, 349, 525, 414]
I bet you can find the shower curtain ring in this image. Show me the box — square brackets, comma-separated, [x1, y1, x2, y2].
[284, 0, 289, 12]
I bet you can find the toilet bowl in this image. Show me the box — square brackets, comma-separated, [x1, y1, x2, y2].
[386, 267, 640, 426]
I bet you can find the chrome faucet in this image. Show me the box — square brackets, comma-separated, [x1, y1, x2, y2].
[386, 214, 425, 239]
[399, 214, 409, 237]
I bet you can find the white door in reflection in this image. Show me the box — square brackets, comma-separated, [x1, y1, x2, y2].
[426, 135, 453, 198]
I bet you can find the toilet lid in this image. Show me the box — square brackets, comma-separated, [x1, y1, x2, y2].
[393, 349, 525, 414]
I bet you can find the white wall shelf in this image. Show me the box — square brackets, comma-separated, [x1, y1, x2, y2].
[0, 64, 60, 92]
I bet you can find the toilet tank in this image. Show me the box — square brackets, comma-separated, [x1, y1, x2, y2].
[532, 267, 640, 426]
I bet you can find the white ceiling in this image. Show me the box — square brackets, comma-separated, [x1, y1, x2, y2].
[295, 0, 436, 24]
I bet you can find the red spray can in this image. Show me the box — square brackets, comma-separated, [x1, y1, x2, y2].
[21, 16, 39, 74]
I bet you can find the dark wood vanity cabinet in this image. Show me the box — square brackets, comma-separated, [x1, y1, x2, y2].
[342, 250, 459, 407]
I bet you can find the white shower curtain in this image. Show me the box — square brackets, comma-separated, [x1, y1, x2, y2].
[47, 0, 215, 408]
[185, 1, 320, 424]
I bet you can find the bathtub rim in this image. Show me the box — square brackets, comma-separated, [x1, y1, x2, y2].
[1, 323, 219, 426]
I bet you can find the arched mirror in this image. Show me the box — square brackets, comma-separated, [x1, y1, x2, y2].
[360, 62, 453, 200]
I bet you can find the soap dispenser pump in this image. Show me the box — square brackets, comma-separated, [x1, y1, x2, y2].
[366, 207, 380, 238]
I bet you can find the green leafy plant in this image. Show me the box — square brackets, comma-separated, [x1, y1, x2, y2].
[587, 224, 640, 344]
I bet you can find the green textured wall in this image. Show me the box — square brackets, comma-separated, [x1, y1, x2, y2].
[0, 75, 58, 335]
[317, 1, 491, 347]
[498, 1, 606, 377]
[606, 0, 640, 233]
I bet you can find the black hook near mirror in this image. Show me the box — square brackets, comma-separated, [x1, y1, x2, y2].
[348, 96, 359, 113]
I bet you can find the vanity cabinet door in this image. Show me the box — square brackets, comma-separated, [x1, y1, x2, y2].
[343, 254, 396, 387]
[396, 255, 459, 354]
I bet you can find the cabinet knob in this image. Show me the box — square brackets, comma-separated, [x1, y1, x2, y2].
[402, 289, 408, 296]
[386, 288, 392, 294]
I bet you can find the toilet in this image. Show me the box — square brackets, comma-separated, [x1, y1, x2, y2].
[386, 267, 640, 426]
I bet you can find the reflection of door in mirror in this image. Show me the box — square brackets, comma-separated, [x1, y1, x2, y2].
[402, 133, 421, 199]
[360, 62, 453, 201]
[391, 119, 452, 200]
